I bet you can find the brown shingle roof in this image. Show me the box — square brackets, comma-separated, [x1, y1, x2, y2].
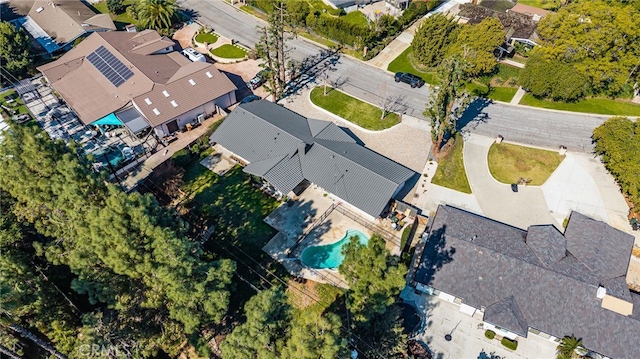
[28, 0, 115, 45]
[38, 30, 236, 126]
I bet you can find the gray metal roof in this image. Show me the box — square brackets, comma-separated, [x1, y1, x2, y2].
[115, 107, 150, 134]
[210, 100, 415, 217]
[415, 205, 640, 359]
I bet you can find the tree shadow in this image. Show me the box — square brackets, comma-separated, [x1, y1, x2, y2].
[0, 1, 23, 22]
[413, 224, 456, 287]
[456, 97, 493, 132]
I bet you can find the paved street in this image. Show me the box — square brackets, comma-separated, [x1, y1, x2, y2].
[180, 0, 611, 152]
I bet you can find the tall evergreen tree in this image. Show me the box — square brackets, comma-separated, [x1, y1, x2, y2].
[0, 21, 32, 81]
[283, 311, 348, 359]
[411, 14, 460, 68]
[256, 0, 291, 101]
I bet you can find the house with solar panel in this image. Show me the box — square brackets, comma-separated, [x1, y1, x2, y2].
[37, 29, 237, 137]
[209, 100, 416, 219]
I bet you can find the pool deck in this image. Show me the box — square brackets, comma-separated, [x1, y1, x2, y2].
[263, 185, 402, 288]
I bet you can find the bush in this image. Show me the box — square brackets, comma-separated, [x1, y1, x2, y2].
[519, 52, 588, 102]
[484, 330, 496, 339]
[400, 225, 412, 250]
[501, 337, 518, 350]
[171, 149, 191, 167]
[107, 0, 126, 15]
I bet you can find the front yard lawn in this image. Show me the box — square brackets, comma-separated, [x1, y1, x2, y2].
[195, 32, 219, 44]
[182, 155, 279, 252]
[210, 44, 247, 59]
[310, 86, 400, 131]
[520, 95, 640, 116]
[387, 47, 437, 85]
[0, 90, 30, 117]
[488, 142, 564, 186]
[488, 87, 518, 102]
[431, 134, 472, 194]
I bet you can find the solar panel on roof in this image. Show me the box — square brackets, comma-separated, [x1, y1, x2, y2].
[86, 46, 133, 87]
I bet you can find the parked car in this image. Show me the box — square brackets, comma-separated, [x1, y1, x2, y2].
[240, 94, 261, 104]
[247, 68, 270, 90]
[394, 72, 425, 88]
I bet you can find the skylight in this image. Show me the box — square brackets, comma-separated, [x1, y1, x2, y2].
[205, 71, 213, 78]
[171, 100, 178, 107]
[189, 79, 196, 86]
[162, 90, 170, 97]
[152, 108, 160, 115]
[144, 98, 152, 105]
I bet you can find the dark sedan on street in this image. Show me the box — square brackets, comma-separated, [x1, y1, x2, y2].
[394, 72, 425, 88]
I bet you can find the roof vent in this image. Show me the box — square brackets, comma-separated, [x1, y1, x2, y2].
[171, 100, 178, 107]
[144, 98, 152, 105]
[596, 286, 606, 300]
[206, 71, 213, 78]
[152, 108, 160, 116]
[162, 90, 170, 97]
[36, 6, 44, 12]
[189, 79, 196, 86]
[471, 235, 477, 241]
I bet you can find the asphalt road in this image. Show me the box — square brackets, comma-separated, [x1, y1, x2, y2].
[180, 0, 609, 152]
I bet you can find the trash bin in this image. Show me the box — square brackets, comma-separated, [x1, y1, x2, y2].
[511, 184, 518, 192]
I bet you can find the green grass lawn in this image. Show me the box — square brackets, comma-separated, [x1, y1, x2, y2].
[488, 87, 518, 102]
[516, 0, 559, 10]
[210, 44, 247, 59]
[494, 64, 521, 84]
[91, 1, 137, 30]
[195, 32, 219, 44]
[520, 95, 640, 116]
[310, 87, 400, 131]
[181, 156, 279, 253]
[387, 47, 437, 85]
[488, 142, 564, 185]
[432, 134, 472, 194]
[0, 90, 30, 117]
[340, 11, 369, 27]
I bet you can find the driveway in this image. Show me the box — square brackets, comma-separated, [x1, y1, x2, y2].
[401, 288, 558, 359]
[463, 134, 559, 230]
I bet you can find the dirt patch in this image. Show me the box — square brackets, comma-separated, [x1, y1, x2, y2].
[287, 278, 319, 309]
[627, 255, 640, 291]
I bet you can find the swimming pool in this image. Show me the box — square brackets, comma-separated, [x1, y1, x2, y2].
[300, 229, 369, 269]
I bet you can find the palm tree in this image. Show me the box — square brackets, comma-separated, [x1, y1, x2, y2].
[137, 0, 176, 31]
[556, 336, 585, 359]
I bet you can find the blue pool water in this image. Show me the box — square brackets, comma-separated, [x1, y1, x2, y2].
[300, 229, 369, 269]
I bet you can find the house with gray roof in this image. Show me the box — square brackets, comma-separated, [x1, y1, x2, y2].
[414, 205, 640, 359]
[209, 100, 416, 218]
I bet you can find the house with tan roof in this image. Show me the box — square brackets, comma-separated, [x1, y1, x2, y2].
[14, 0, 115, 54]
[38, 29, 237, 137]
[508, 3, 551, 22]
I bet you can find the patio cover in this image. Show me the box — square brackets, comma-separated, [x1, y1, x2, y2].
[92, 113, 123, 126]
[13, 16, 60, 53]
[115, 107, 150, 134]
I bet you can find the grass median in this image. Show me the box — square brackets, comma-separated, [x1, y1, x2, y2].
[488, 142, 564, 185]
[310, 87, 400, 131]
[431, 134, 472, 194]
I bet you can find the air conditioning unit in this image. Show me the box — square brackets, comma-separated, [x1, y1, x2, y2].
[196, 114, 204, 123]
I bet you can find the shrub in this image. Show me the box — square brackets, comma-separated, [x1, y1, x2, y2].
[171, 149, 191, 167]
[501, 337, 518, 350]
[400, 225, 412, 250]
[107, 0, 126, 14]
[484, 330, 496, 339]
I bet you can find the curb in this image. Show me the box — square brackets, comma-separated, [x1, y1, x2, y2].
[306, 88, 401, 134]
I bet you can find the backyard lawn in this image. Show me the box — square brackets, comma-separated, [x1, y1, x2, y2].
[341, 11, 369, 27]
[520, 95, 640, 116]
[90, 0, 137, 30]
[387, 47, 437, 85]
[310, 87, 400, 131]
[211, 44, 247, 59]
[0, 90, 31, 117]
[195, 32, 219, 44]
[431, 134, 472, 194]
[181, 153, 279, 252]
[488, 142, 564, 186]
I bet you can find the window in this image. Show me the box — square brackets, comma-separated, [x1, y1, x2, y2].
[162, 90, 170, 97]
[144, 98, 152, 105]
